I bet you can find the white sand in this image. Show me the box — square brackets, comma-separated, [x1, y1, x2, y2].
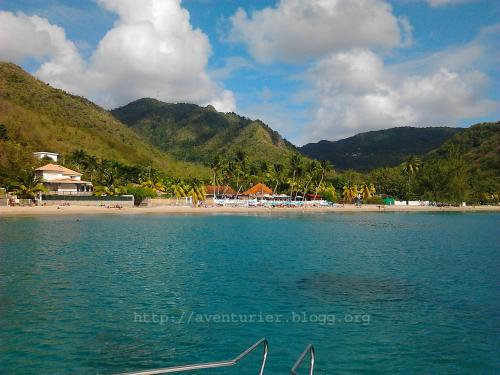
[1, 204, 498, 217]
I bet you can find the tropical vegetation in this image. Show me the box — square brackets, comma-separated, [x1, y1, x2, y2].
[0, 62, 498, 206]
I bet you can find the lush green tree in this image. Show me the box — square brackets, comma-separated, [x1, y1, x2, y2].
[417, 146, 469, 203]
[93, 185, 126, 196]
[369, 167, 406, 199]
[318, 183, 337, 202]
[126, 185, 157, 206]
[10, 170, 47, 200]
[0, 141, 37, 186]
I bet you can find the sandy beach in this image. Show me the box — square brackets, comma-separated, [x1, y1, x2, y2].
[1, 204, 499, 217]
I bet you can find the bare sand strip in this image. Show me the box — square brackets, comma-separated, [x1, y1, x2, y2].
[1, 204, 499, 217]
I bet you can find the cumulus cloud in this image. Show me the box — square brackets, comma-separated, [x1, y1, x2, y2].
[227, 0, 411, 63]
[0, 11, 84, 69]
[0, 1, 235, 111]
[305, 48, 497, 142]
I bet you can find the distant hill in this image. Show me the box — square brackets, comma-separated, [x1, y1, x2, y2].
[111, 98, 297, 164]
[299, 127, 463, 171]
[0, 62, 205, 177]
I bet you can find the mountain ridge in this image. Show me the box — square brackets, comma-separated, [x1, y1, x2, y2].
[111, 98, 298, 165]
[0, 62, 206, 177]
[299, 126, 464, 171]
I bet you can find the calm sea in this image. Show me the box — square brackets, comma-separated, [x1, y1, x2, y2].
[0, 212, 499, 374]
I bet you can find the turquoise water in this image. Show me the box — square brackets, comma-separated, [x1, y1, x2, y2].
[0, 212, 499, 374]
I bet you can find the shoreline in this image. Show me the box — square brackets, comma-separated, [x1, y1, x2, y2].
[1, 204, 499, 217]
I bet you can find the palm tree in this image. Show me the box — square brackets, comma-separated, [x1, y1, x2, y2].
[271, 163, 284, 195]
[403, 155, 421, 177]
[68, 149, 89, 171]
[360, 182, 376, 200]
[232, 152, 248, 198]
[289, 153, 303, 199]
[85, 155, 98, 183]
[342, 182, 358, 203]
[93, 185, 125, 196]
[140, 179, 166, 193]
[187, 179, 206, 206]
[209, 155, 222, 195]
[170, 179, 187, 197]
[320, 183, 337, 202]
[314, 160, 332, 199]
[301, 160, 321, 200]
[402, 155, 421, 198]
[11, 170, 47, 200]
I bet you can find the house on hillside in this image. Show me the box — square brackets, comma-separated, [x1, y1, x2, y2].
[33, 151, 59, 162]
[35, 163, 93, 195]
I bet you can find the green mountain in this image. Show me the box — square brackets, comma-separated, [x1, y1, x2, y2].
[111, 98, 297, 164]
[0, 62, 205, 177]
[299, 127, 463, 171]
[424, 122, 499, 194]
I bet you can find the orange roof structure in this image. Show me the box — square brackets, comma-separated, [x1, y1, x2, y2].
[36, 163, 82, 176]
[243, 183, 273, 196]
[205, 185, 237, 195]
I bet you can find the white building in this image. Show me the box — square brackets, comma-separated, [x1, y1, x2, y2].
[35, 163, 92, 195]
[34, 151, 59, 162]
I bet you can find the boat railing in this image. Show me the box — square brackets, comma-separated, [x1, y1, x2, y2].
[290, 344, 315, 375]
[114, 338, 268, 375]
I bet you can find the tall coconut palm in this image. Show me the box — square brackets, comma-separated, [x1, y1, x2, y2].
[403, 155, 421, 177]
[289, 153, 303, 199]
[209, 155, 222, 195]
[301, 160, 319, 200]
[402, 155, 421, 199]
[314, 160, 333, 199]
[170, 179, 188, 200]
[360, 182, 376, 200]
[342, 182, 358, 203]
[231, 151, 247, 198]
[84, 155, 98, 183]
[96, 159, 121, 187]
[68, 149, 89, 172]
[187, 179, 206, 206]
[11, 170, 47, 200]
[271, 163, 284, 195]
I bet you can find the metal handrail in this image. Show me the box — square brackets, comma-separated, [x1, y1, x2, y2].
[115, 338, 268, 375]
[291, 344, 315, 375]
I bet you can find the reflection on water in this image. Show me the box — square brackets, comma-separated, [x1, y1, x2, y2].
[297, 273, 415, 301]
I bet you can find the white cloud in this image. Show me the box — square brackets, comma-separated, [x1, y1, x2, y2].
[0, 11, 84, 69]
[0, 1, 235, 111]
[304, 48, 497, 142]
[227, 0, 411, 63]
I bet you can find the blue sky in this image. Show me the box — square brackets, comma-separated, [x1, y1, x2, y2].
[0, 0, 498, 144]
